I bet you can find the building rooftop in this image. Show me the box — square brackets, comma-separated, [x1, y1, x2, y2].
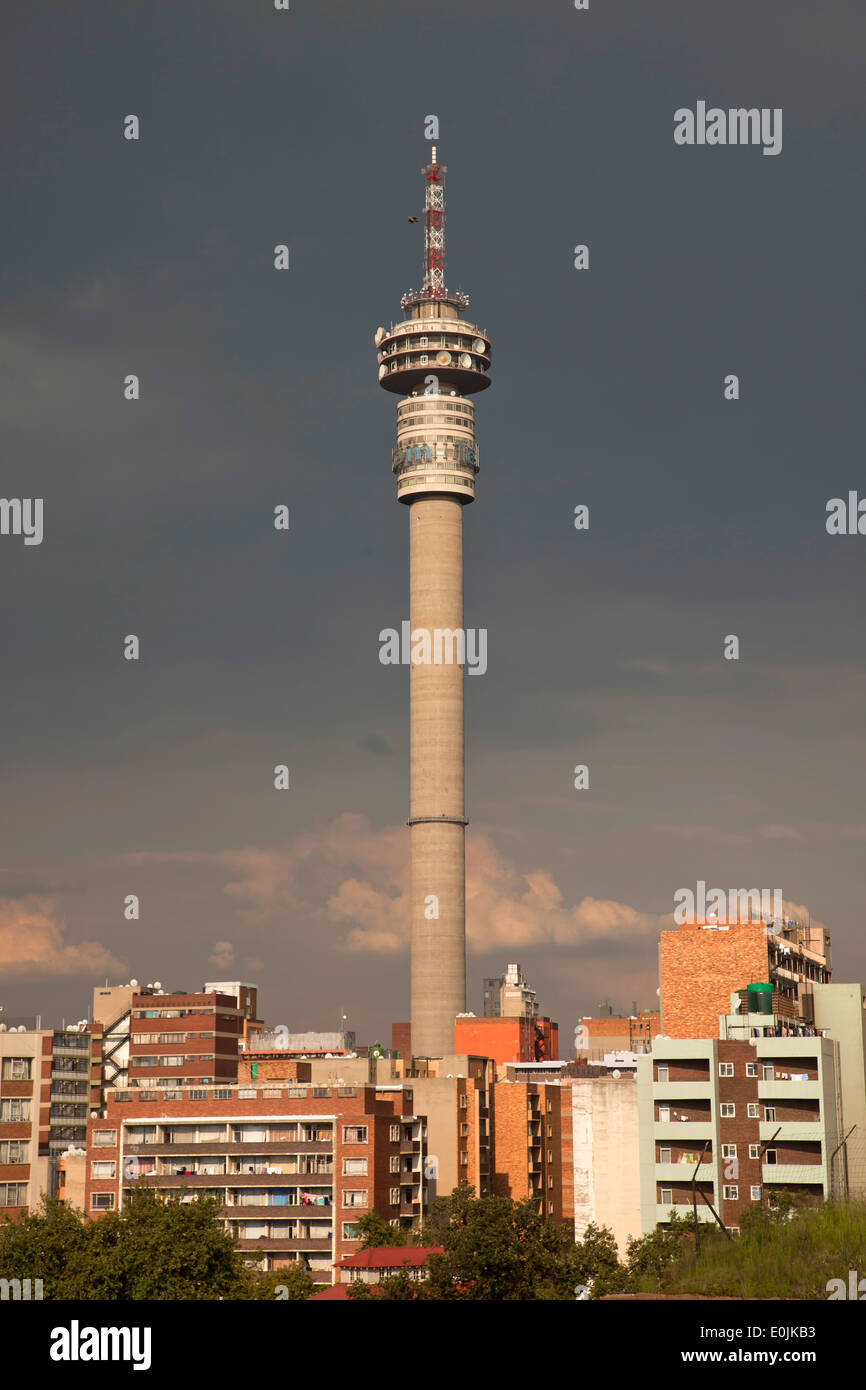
[336, 1246, 443, 1270]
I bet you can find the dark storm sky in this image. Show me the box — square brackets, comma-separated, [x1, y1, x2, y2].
[2, 0, 864, 1041]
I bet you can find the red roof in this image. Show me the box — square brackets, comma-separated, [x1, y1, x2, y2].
[310, 1283, 351, 1300]
[336, 1245, 443, 1270]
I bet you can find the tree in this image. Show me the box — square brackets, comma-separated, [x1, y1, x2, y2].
[423, 1185, 584, 1301]
[257, 1264, 315, 1300]
[571, 1222, 630, 1298]
[352, 1210, 408, 1250]
[0, 1190, 256, 1300]
[625, 1210, 697, 1289]
[346, 1268, 424, 1300]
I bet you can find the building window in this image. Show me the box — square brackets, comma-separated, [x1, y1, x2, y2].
[390, 1187, 400, 1205]
[91, 1193, 115, 1210]
[657, 1064, 669, 1082]
[460, 1123, 469, 1138]
[342, 1222, 360, 1240]
[747, 1104, 759, 1119]
[460, 1152, 469, 1165]
[459, 1095, 468, 1110]
[658, 1106, 670, 1123]
[343, 1191, 368, 1209]
[722, 1144, 737, 1159]
[0, 1183, 27, 1207]
[1, 1058, 32, 1081]
[660, 1187, 673, 1206]
[720, 1103, 735, 1118]
[548, 1175, 554, 1188]
[92, 1130, 117, 1147]
[719, 1062, 734, 1077]
[764, 1106, 776, 1122]
[0, 1142, 28, 1165]
[763, 1065, 774, 1081]
[390, 1124, 400, 1142]
[0, 1100, 31, 1123]
[342, 1126, 368, 1144]
[659, 1147, 671, 1164]
[723, 1185, 738, 1201]
[746, 1063, 758, 1078]
[765, 1149, 777, 1165]
[91, 1161, 116, 1179]
[750, 1186, 761, 1201]
[390, 1156, 400, 1173]
[749, 1144, 761, 1159]
[343, 1158, 368, 1177]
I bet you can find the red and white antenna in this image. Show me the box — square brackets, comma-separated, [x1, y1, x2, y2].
[401, 146, 468, 312]
[423, 145, 445, 297]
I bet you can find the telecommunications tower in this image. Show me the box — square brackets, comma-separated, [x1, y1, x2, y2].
[374, 147, 492, 1058]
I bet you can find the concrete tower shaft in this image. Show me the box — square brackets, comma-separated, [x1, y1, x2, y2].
[375, 148, 491, 1059]
[409, 497, 466, 1058]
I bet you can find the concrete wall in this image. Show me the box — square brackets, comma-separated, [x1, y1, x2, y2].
[569, 1075, 641, 1254]
[812, 983, 866, 1197]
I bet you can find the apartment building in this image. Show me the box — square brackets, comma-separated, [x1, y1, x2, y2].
[407, 1054, 493, 1201]
[84, 1081, 426, 1281]
[660, 918, 832, 1040]
[92, 981, 260, 1092]
[637, 1025, 841, 1234]
[0, 1024, 101, 1218]
[490, 1080, 573, 1226]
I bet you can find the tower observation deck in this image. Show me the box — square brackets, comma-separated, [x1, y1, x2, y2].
[374, 148, 492, 1059]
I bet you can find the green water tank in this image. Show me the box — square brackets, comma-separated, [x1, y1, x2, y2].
[747, 982, 774, 1014]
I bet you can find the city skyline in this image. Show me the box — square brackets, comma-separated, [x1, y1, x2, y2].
[2, 0, 865, 1044]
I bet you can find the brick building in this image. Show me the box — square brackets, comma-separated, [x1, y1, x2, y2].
[576, 1009, 658, 1060]
[84, 1080, 426, 1281]
[0, 1023, 102, 1219]
[490, 1080, 573, 1226]
[659, 918, 831, 1040]
[453, 1015, 558, 1068]
[406, 1054, 493, 1200]
[637, 1027, 840, 1234]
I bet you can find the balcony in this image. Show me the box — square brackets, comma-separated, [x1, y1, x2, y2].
[122, 1140, 332, 1157]
[654, 1122, 714, 1142]
[655, 1160, 715, 1182]
[399, 1140, 420, 1155]
[757, 1079, 820, 1101]
[653, 1081, 712, 1101]
[235, 1237, 331, 1253]
[759, 1121, 822, 1142]
[655, 1204, 715, 1224]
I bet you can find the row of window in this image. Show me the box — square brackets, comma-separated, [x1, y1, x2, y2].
[397, 475, 474, 490]
[658, 1103, 785, 1121]
[94, 1120, 346, 1146]
[130, 1032, 216, 1044]
[133, 1009, 239, 1020]
[659, 1185, 763, 1205]
[659, 1144, 779, 1163]
[131, 1056, 216, 1066]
